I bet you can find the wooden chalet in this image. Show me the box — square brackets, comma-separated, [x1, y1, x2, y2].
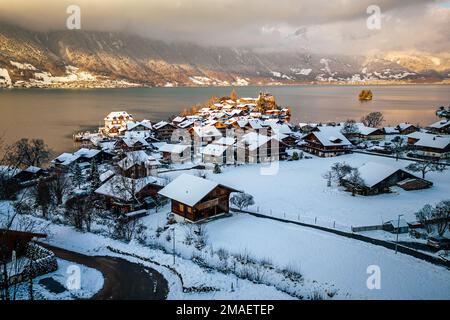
[426, 120, 450, 134]
[342, 162, 432, 196]
[95, 175, 166, 213]
[158, 174, 240, 222]
[13, 166, 47, 184]
[117, 151, 160, 178]
[396, 123, 418, 135]
[237, 132, 287, 163]
[190, 126, 222, 146]
[302, 127, 352, 157]
[115, 136, 150, 152]
[407, 132, 450, 159]
[158, 144, 191, 164]
[201, 144, 233, 164]
[0, 229, 47, 259]
[153, 121, 177, 141]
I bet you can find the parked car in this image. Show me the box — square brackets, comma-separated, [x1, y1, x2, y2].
[427, 236, 450, 249]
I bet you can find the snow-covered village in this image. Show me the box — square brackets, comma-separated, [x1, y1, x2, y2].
[2, 1, 450, 312]
[1, 89, 450, 302]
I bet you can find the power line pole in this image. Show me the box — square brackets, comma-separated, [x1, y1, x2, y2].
[395, 214, 403, 254]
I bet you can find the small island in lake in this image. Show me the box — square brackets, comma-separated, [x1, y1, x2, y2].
[359, 89, 373, 101]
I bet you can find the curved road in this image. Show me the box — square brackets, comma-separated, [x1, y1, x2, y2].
[38, 243, 169, 300]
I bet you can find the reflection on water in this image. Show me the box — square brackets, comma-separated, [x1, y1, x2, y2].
[0, 85, 448, 155]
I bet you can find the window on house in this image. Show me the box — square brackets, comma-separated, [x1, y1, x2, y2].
[179, 203, 184, 212]
[187, 207, 192, 213]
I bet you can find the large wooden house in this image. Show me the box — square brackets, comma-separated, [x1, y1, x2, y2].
[302, 127, 352, 157]
[411, 134, 450, 159]
[158, 174, 240, 222]
[104, 111, 134, 136]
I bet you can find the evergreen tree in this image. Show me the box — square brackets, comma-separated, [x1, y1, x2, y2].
[71, 162, 83, 189]
[90, 159, 101, 191]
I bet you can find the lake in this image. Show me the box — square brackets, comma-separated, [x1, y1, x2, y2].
[0, 85, 449, 155]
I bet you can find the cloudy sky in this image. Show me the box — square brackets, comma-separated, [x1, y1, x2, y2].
[0, 0, 449, 54]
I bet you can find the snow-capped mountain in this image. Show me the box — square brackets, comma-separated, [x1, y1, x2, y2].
[1, 23, 449, 88]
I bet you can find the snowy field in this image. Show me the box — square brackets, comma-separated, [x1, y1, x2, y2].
[205, 214, 450, 299]
[196, 153, 450, 228]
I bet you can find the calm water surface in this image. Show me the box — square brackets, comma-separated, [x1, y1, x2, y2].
[0, 85, 449, 155]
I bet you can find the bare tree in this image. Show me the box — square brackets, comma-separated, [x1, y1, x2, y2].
[391, 136, 405, 161]
[433, 200, 450, 236]
[340, 119, 360, 136]
[64, 194, 95, 231]
[48, 169, 70, 206]
[415, 204, 435, 234]
[32, 179, 52, 219]
[406, 160, 446, 179]
[361, 112, 384, 128]
[330, 162, 354, 186]
[346, 168, 366, 196]
[230, 193, 255, 211]
[4, 138, 52, 169]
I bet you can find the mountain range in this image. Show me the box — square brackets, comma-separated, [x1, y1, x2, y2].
[1, 23, 449, 88]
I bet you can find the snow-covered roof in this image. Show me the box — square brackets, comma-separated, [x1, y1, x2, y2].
[201, 144, 229, 157]
[158, 174, 236, 207]
[269, 123, 293, 135]
[355, 123, 382, 136]
[104, 111, 133, 121]
[99, 170, 115, 182]
[117, 151, 155, 170]
[407, 131, 429, 141]
[192, 126, 222, 138]
[74, 148, 101, 159]
[248, 119, 263, 130]
[397, 123, 414, 131]
[52, 152, 79, 166]
[24, 166, 42, 174]
[158, 144, 190, 154]
[428, 119, 450, 129]
[414, 135, 450, 150]
[172, 116, 186, 123]
[356, 162, 405, 188]
[119, 136, 149, 148]
[153, 121, 173, 130]
[239, 132, 273, 151]
[127, 121, 152, 131]
[309, 127, 352, 147]
[178, 120, 194, 129]
[214, 137, 235, 146]
[384, 127, 400, 134]
[95, 175, 165, 201]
